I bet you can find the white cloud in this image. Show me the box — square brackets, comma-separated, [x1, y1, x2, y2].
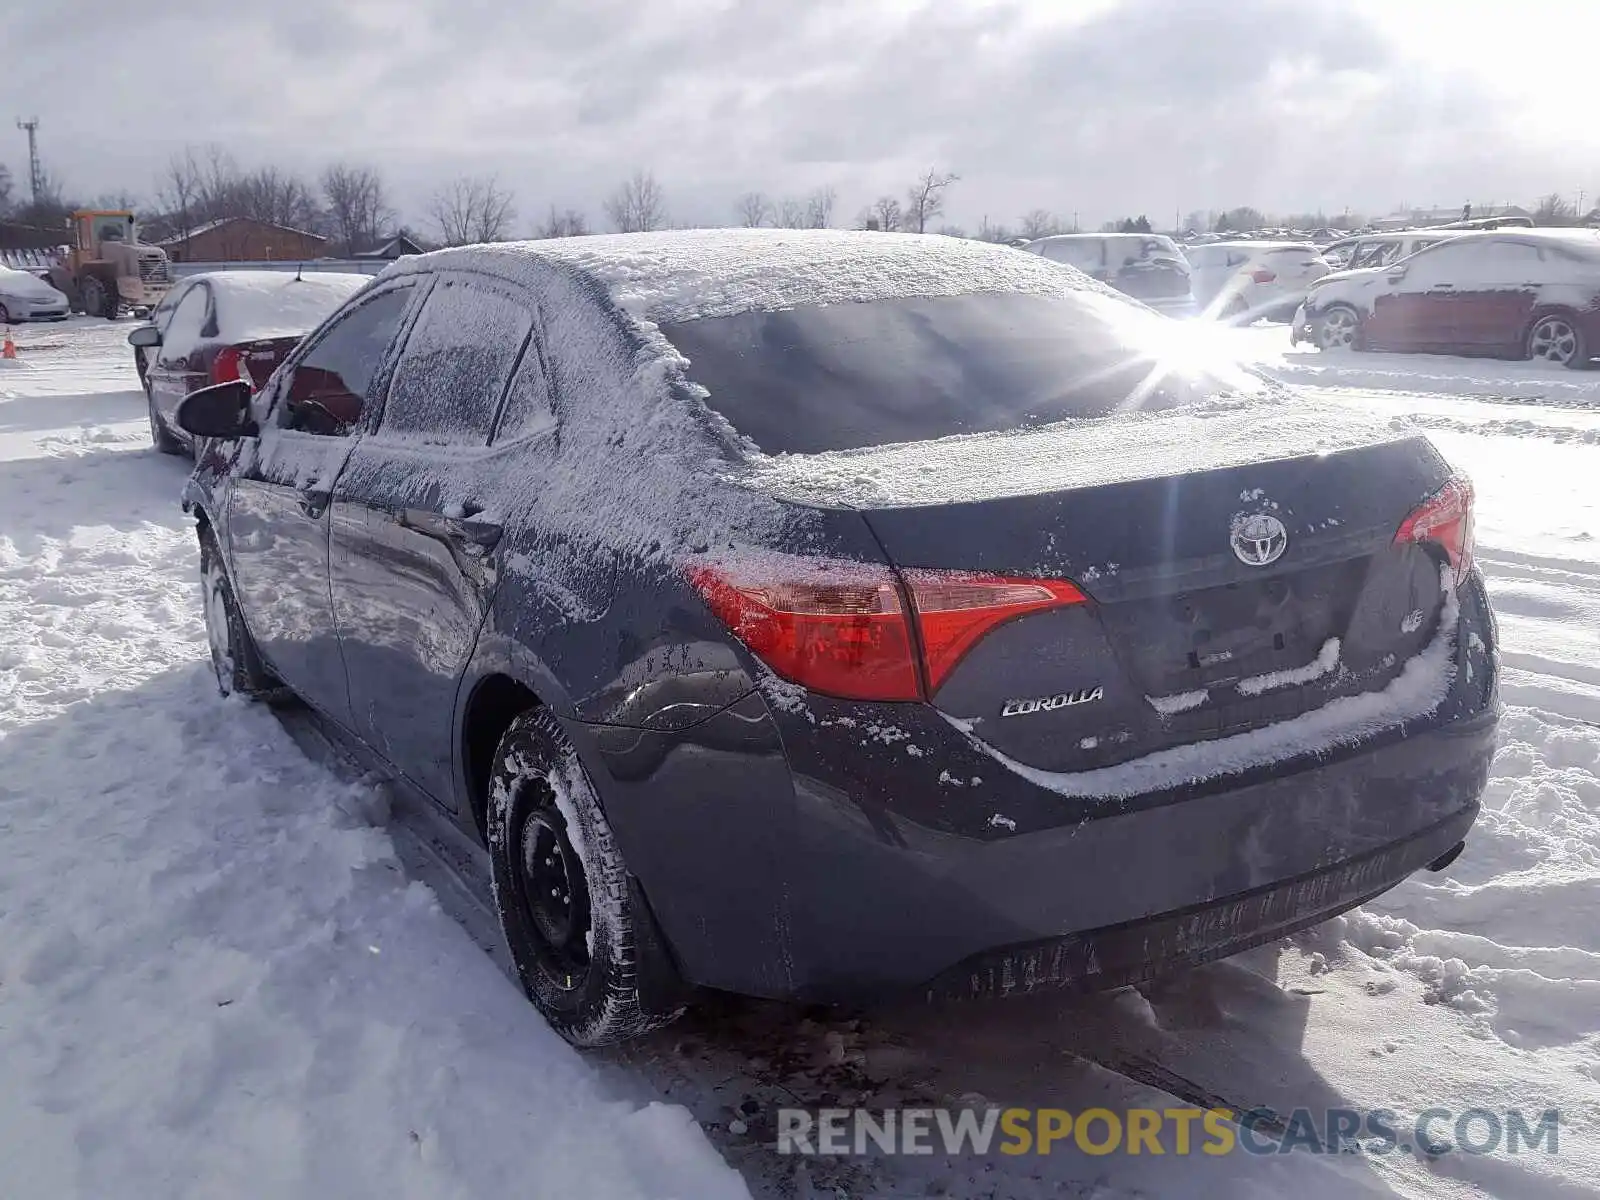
[2, 0, 1595, 235]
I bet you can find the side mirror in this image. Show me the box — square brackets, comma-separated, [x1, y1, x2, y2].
[176, 380, 258, 440]
[127, 325, 161, 348]
[1387, 266, 1408, 283]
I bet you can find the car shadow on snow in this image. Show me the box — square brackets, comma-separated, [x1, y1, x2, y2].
[0, 388, 149, 436]
[0, 434, 193, 556]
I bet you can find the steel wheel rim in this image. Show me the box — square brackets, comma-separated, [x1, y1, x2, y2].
[518, 806, 591, 984]
[1530, 317, 1577, 364]
[1320, 309, 1357, 349]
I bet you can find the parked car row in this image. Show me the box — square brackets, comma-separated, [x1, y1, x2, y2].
[1018, 234, 1335, 325]
[164, 229, 1499, 1047]
[1293, 228, 1600, 367]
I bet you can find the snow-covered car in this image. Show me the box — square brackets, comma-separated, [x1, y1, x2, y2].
[1321, 230, 1459, 272]
[1292, 229, 1600, 367]
[1020, 233, 1195, 315]
[171, 229, 1498, 1047]
[0, 264, 71, 323]
[1184, 241, 1331, 322]
[128, 271, 372, 457]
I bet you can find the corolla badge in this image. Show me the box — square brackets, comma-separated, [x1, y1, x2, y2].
[1000, 687, 1104, 718]
[1230, 513, 1288, 567]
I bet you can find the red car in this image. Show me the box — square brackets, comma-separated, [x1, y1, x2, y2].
[1292, 229, 1600, 368]
[129, 270, 373, 456]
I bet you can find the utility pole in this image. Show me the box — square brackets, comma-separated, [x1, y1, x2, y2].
[15, 117, 43, 203]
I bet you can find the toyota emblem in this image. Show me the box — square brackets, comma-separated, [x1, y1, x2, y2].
[1230, 513, 1288, 567]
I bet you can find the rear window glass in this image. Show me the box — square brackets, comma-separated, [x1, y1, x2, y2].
[662, 293, 1261, 456]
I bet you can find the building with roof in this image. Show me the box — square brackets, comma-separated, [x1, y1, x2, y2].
[158, 217, 328, 263]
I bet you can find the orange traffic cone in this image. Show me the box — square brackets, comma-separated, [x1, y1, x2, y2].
[1, 330, 16, 360]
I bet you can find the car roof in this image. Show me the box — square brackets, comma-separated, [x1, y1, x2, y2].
[1197, 240, 1317, 252]
[381, 228, 1129, 324]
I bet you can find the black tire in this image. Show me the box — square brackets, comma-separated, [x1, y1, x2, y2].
[80, 274, 118, 320]
[148, 392, 187, 456]
[487, 708, 686, 1046]
[1525, 311, 1589, 370]
[200, 531, 283, 701]
[0, 301, 12, 324]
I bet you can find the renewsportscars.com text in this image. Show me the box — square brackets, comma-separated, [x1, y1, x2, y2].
[777, 1106, 1561, 1158]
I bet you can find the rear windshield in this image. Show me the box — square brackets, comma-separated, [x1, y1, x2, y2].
[662, 292, 1261, 455]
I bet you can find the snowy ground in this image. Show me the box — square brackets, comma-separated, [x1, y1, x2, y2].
[1, 318, 1596, 1199]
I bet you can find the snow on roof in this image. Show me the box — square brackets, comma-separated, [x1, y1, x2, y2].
[379, 228, 1130, 324]
[192, 270, 371, 342]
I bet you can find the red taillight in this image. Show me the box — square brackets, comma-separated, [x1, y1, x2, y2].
[212, 345, 256, 390]
[903, 571, 1086, 693]
[688, 558, 919, 701]
[688, 557, 1086, 701]
[1395, 477, 1475, 582]
[1250, 268, 1277, 284]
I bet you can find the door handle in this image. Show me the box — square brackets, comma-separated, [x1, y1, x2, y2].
[398, 507, 503, 550]
[297, 488, 330, 518]
[1429, 284, 1455, 291]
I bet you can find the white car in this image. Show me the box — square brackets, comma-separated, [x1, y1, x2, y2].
[0, 265, 71, 323]
[1321, 231, 1460, 272]
[1183, 241, 1331, 322]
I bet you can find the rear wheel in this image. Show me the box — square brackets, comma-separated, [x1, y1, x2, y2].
[487, 708, 686, 1046]
[1318, 304, 1361, 351]
[1526, 312, 1588, 369]
[200, 532, 282, 700]
[0, 301, 12, 324]
[148, 392, 186, 456]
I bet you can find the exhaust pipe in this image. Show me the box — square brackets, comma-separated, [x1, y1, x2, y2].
[1426, 840, 1465, 873]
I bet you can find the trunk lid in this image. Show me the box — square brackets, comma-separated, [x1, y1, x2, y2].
[748, 402, 1454, 772]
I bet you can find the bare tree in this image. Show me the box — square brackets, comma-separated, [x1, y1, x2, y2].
[236, 166, 320, 231]
[868, 195, 902, 232]
[1533, 192, 1576, 226]
[733, 191, 771, 227]
[769, 197, 803, 229]
[427, 175, 518, 246]
[1019, 209, 1062, 239]
[321, 162, 393, 254]
[154, 148, 204, 243]
[903, 168, 958, 234]
[604, 169, 668, 233]
[536, 206, 591, 238]
[805, 186, 836, 229]
[0, 161, 11, 216]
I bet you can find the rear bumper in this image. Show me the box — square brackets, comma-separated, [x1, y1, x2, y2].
[579, 578, 1498, 1005]
[926, 804, 1475, 1000]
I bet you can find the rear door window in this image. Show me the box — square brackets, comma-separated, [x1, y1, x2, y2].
[378, 277, 533, 446]
[491, 337, 557, 443]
